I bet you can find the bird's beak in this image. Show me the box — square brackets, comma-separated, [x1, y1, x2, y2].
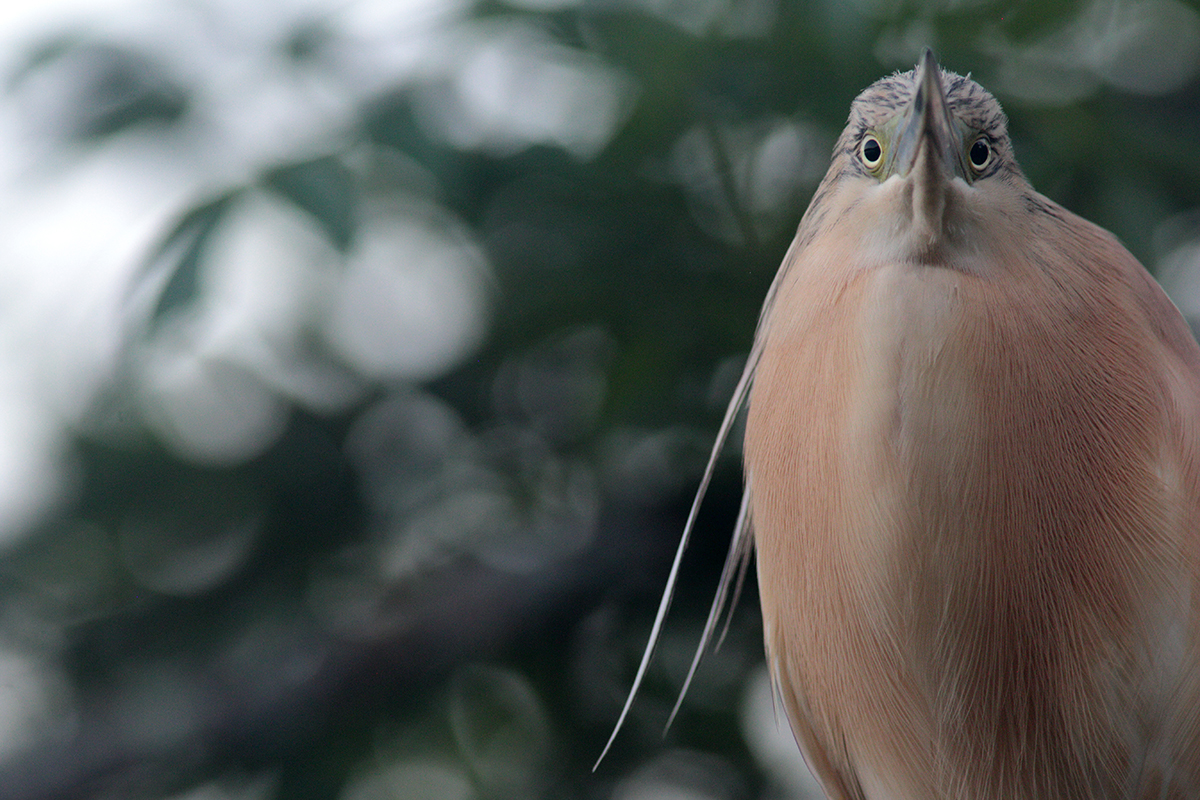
[892, 50, 966, 186]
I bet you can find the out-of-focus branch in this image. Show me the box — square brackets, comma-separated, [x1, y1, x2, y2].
[0, 507, 658, 800]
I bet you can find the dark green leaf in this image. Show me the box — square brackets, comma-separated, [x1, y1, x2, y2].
[263, 155, 358, 251]
[11, 38, 188, 139]
[141, 191, 241, 329]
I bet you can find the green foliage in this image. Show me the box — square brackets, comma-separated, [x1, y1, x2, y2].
[1, 2, 1198, 799]
[144, 191, 244, 328]
[264, 156, 359, 252]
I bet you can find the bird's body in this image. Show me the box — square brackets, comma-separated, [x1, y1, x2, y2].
[599, 51, 1200, 800]
[746, 56, 1200, 799]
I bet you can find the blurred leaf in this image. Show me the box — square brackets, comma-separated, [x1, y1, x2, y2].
[73, 45, 189, 139]
[11, 38, 188, 139]
[264, 155, 358, 252]
[141, 190, 242, 329]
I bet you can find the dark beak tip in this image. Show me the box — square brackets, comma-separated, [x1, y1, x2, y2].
[912, 48, 946, 114]
[898, 47, 958, 181]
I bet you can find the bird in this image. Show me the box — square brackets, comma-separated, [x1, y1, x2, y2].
[599, 49, 1200, 799]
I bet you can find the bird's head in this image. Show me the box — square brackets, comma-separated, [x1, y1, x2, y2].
[809, 49, 1029, 269]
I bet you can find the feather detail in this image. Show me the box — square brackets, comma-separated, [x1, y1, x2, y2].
[593, 204, 819, 767]
[593, 335, 759, 769]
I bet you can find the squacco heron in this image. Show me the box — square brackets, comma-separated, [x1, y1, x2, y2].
[600, 50, 1200, 798]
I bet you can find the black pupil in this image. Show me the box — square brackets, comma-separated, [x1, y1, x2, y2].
[970, 138, 990, 167]
[863, 138, 881, 163]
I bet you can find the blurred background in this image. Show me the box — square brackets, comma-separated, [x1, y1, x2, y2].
[0, 0, 1198, 798]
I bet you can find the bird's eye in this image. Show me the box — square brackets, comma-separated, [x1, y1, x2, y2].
[860, 135, 883, 169]
[969, 136, 992, 171]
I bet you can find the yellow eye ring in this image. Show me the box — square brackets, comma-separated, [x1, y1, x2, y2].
[860, 135, 883, 169]
[968, 136, 992, 171]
